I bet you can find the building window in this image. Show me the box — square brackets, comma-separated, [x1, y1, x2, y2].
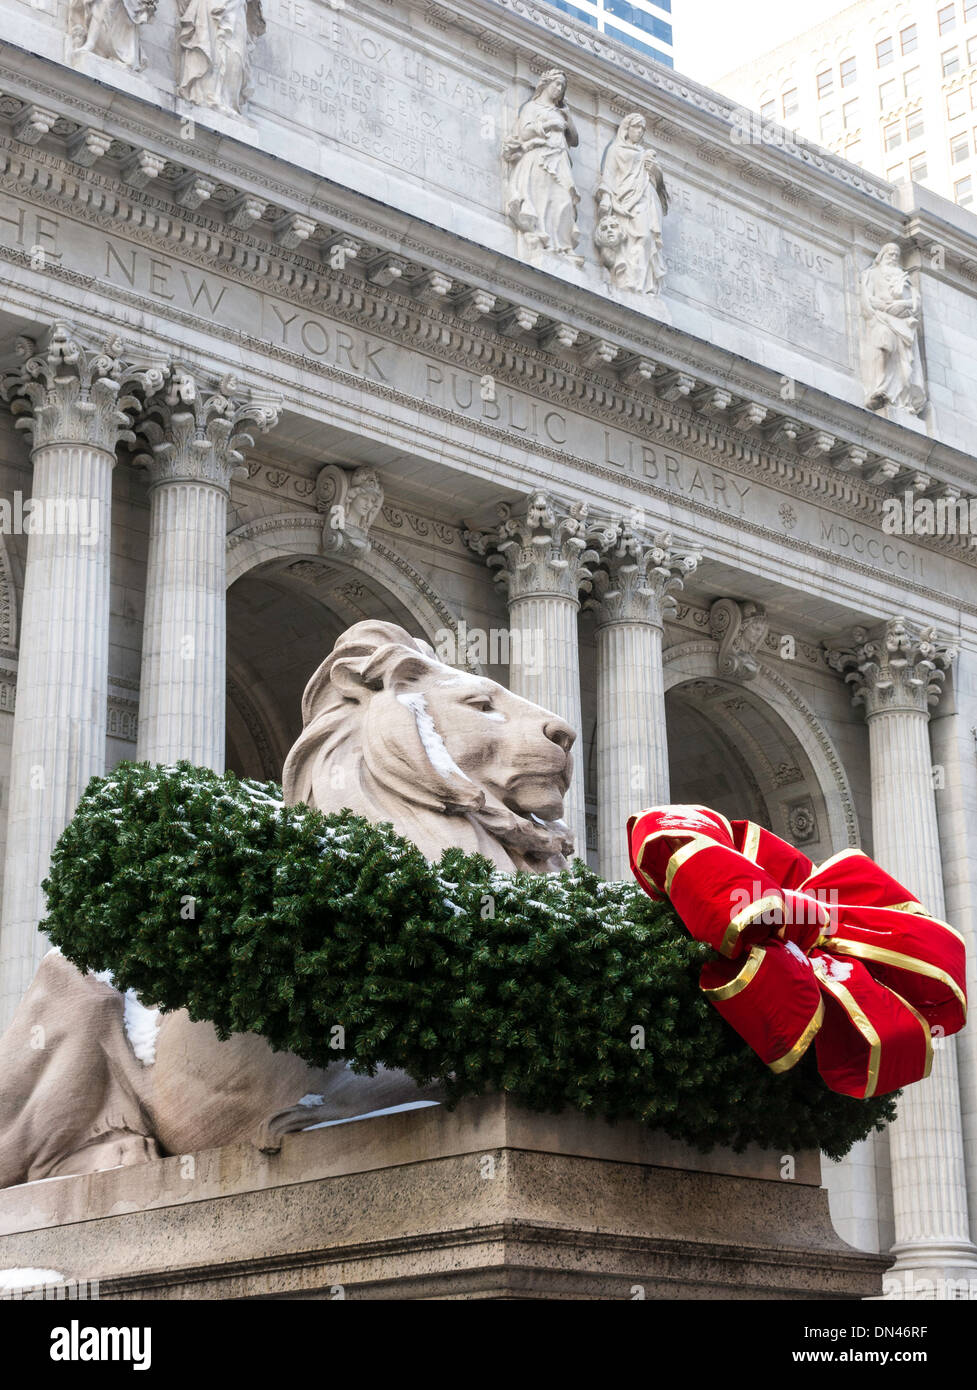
[955, 173, 974, 204]
[901, 23, 918, 53]
[951, 130, 970, 161]
[880, 78, 897, 108]
[840, 55, 857, 86]
[782, 87, 799, 120]
[846, 140, 863, 163]
[817, 67, 833, 99]
[967, 0, 977, 20]
[909, 151, 928, 180]
[906, 111, 925, 141]
[904, 66, 922, 99]
[884, 120, 903, 151]
[760, 97, 775, 122]
[969, 34, 977, 63]
[949, 88, 968, 118]
[887, 163, 905, 182]
[939, 4, 957, 34]
[843, 98, 860, 128]
[820, 110, 840, 140]
[944, 47, 962, 74]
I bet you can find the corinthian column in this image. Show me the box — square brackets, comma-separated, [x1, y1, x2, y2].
[0, 324, 165, 1026]
[588, 525, 698, 881]
[134, 368, 279, 770]
[466, 493, 594, 856]
[827, 616, 977, 1293]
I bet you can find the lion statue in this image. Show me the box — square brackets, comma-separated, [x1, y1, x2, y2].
[0, 622, 576, 1188]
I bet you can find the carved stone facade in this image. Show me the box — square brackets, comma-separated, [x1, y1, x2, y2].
[0, 0, 976, 1299]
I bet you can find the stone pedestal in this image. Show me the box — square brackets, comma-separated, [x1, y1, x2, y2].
[0, 1095, 886, 1300]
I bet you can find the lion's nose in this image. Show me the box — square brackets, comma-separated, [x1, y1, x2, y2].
[543, 718, 575, 753]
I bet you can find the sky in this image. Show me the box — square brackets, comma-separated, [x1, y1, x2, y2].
[673, 0, 854, 84]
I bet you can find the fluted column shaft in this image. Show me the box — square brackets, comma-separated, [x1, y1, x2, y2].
[508, 591, 585, 853]
[136, 479, 228, 769]
[829, 617, 977, 1294]
[465, 494, 593, 860]
[134, 370, 279, 772]
[595, 618, 667, 881]
[0, 443, 113, 1023]
[589, 526, 697, 882]
[0, 326, 165, 1028]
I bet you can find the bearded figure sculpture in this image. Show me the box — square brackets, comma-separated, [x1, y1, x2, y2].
[0, 623, 576, 1189]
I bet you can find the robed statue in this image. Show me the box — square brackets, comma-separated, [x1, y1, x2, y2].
[594, 113, 668, 296]
[502, 69, 582, 264]
[177, 0, 266, 116]
[859, 243, 926, 415]
[69, 0, 158, 70]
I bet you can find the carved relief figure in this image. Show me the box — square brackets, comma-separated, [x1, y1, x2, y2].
[859, 243, 926, 415]
[315, 464, 384, 556]
[0, 623, 577, 1187]
[502, 70, 582, 264]
[177, 0, 265, 116]
[594, 114, 668, 295]
[68, 0, 158, 70]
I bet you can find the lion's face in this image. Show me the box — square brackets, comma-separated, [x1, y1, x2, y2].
[281, 621, 577, 867]
[363, 667, 574, 823]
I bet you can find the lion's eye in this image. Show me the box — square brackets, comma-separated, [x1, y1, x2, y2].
[466, 697, 493, 712]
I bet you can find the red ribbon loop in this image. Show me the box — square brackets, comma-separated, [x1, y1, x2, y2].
[628, 804, 967, 1098]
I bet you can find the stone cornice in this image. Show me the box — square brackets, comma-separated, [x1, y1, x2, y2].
[4, 244, 972, 620]
[0, 130, 974, 519]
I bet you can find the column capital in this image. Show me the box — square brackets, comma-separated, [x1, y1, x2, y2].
[825, 615, 956, 717]
[133, 366, 280, 492]
[1, 322, 167, 454]
[465, 492, 597, 603]
[585, 523, 699, 627]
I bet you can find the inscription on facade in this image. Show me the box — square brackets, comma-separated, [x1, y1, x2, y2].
[666, 183, 848, 361]
[261, 2, 498, 199]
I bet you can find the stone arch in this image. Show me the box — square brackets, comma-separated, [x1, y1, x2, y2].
[663, 639, 859, 854]
[225, 511, 465, 650]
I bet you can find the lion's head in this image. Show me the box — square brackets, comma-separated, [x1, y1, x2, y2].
[281, 621, 576, 872]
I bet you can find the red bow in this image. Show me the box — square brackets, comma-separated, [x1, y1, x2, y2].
[627, 805, 967, 1098]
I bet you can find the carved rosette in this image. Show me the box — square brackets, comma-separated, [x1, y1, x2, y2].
[315, 464, 384, 556]
[133, 367, 280, 490]
[1, 323, 167, 454]
[465, 492, 597, 603]
[825, 616, 955, 717]
[709, 597, 769, 681]
[586, 523, 700, 627]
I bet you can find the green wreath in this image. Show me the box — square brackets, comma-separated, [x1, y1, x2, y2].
[42, 761, 896, 1159]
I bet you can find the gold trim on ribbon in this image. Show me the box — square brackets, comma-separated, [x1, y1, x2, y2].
[719, 893, 784, 957]
[768, 997, 825, 1073]
[803, 848, 868, 883]
[740, 822, 762, 865]
[884, 985, 934, 1080]
[887, 902, 967, 948]
[813, 974, 882, 1098]
[663, 837, 713, 896]
[830, 939, 967, 1017]
[702, 945, 766, 1000]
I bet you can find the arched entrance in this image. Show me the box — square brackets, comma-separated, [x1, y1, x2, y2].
[224, 515, 464, 782]
[664, 640, 858, 858]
